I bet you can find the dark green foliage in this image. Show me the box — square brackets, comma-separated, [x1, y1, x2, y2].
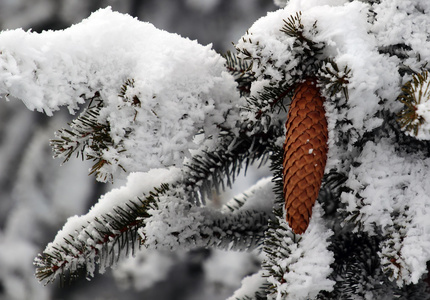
[268, 144, 284, 209]
[317, 170, 348, 229]
[223, 51, 255, 97]
[119, 78, 141, 107]
[318, 232, 430, 300]
[321, 233, 384, 299]
[279, 11, 324, 84]
[192, 209, 273, 251]
[183, 124, 282, 205]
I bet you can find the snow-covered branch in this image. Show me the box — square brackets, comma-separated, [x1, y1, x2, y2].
[0, 7, 240, 182]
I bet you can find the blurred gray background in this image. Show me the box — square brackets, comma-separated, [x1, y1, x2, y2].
[0, 1, 276, 299]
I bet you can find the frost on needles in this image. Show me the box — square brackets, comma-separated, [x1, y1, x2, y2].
[2, 0, 430, 299]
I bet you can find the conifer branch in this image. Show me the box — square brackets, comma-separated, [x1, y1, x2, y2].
[183, 126, 282, 205]
[197, 209, 273, 251]
[318, 59, 351, 100]
[280, 12, 324, 70]
[397, 70, 430, 136]
[235, 11, 327, 126]
[223, 51, 255, 97]
[144, 199, 273, 252]
[50, 92, 126, 182]
[34, 183, 171, 284]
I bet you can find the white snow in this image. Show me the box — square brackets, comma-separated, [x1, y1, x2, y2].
[44, 167, 182, 258]
[237, 0, 400, 146]
[234, 0, 430, 292]
[0, 7, 240, 180]
[2, 0, 430, 296]
[265, 204, 335, 300]
[411, 74, 430, 140]
[222, 176, 275, 214]
[344, 138, 430, 285]
[226, 270, 267, 300]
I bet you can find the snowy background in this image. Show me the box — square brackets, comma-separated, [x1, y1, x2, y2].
[0, 1, 276, 299]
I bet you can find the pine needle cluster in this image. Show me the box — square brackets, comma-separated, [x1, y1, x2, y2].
[397, 70, 430, 136]
[50, 92, 126, 182]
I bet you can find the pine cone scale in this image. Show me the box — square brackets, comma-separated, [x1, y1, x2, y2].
[283, 78, 328, 234]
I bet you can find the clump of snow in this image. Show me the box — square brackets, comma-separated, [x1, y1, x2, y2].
[0, 7, 240, 180]
[227, 270, 267, 300]
[372, 0, 430, 64]
[237, 0, 399, 145]
[222, 176, 275, 214]
[142, 190, 206, 251]
[42, 167, 182, 276]
[264, 204, 334, 300]
[343, 138, 430, 285]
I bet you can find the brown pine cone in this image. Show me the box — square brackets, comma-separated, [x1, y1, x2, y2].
[283, 78, 328, 234]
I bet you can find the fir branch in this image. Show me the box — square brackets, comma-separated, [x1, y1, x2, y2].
[223, 50, 255, 97]
[201, 209, 272, 251]
[118, 78, 141, 121]
[183, 125, 281, 205]
[222, 195, 247, 213]
[50, 92, 126, 182]
[318, 59, 351, 100]
[251, 82, 294, 121]
[320, 232, 385, 299]
[280, 12, 324, 70]
[34, 183, 170, 284]
[262, 216, 298, 299]
[144, 196, 273, 252]
[269, 144, 285, 209]
[397, 70, 430, 136]
[118, 78, 141, 107]
[236, 11, 326, 124]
